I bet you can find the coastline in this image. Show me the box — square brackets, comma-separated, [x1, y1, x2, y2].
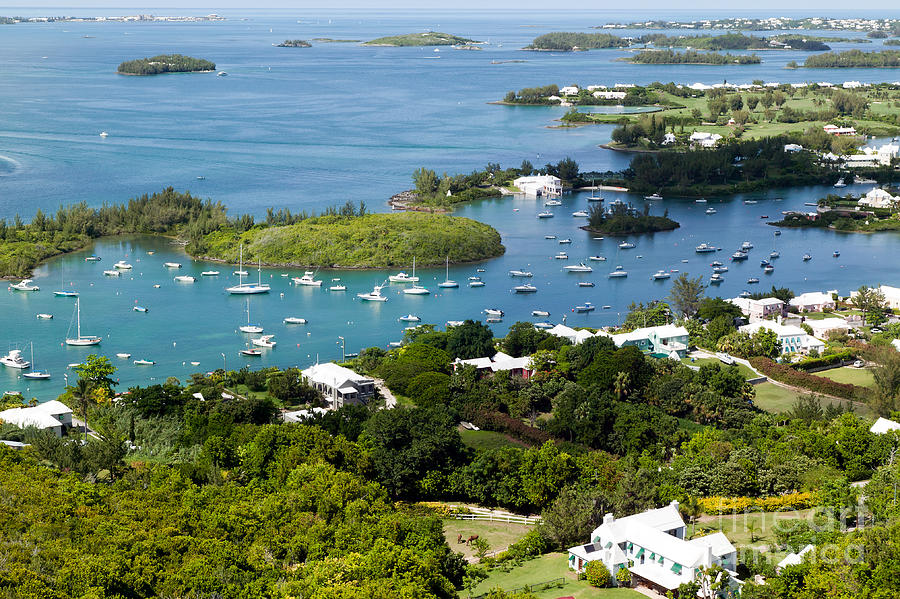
[116, 69, 215, 76]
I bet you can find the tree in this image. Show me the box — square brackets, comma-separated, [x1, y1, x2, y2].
[585, 560, 611, 587]
[614, 371, 631, 400]
[73, 354, 117, 394]
[852, 285, 887, 326]
[446, 320, 494, 359]
[624, 301, 671, 330]
[669, 273, 706, 317]
[472, 537, 492, 560]
[71, 378, 91, 440]
[412, 167, 438, 197]
[540, 486, 609, 549]
[872, 349, 900, 415]
[697, 297, 742, 321]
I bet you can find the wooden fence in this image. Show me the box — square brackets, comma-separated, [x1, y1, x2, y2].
[454, 512, 541, 525]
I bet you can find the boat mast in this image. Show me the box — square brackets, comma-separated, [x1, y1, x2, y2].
[238, 244, 244, 286]
[76, 298, 81, 339]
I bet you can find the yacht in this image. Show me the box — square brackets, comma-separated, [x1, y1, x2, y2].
[587, 184, 603, 202]
[554, 252, 568, 259]
[774, 230, 782, 236]
[764, 264, 775, 273]
[608, 266, 628, 278]
[114, 260, 132, 270]
[103, 269, 120, 277]
[770, 251, 780, 259]
[695, 198, 707, 203]
[134, 359, 156, 365]
[227, 246, 271, 294]
[251, 335, 276, 348]
[484, 308, 504, 317]
[54, 291, 78, 297]
[164, 262, 182, 268]
[558, 239, 572, 244]
[544, 199, 562, 206]
[514, 284, 538, 293]
[486, 317, 503, 323]
[710, 260, 723, 267]
[446, 321, 464, 327]
[438, 257, 459, 288]
[532, 310, 550, 317]
[201, 271, 220, 276]
[403, 284, 430, 295]
[652, 270, 671, 280]
[739, 290, 752, 298]
[760, 259, 771, 267]
[0, 349, 29, 369]
[36, 313, 53, 320]
[589, 255, 606, 261]
[116, 353, 131, 359]
[357, 284, 388, 302]
[695, 243, 717, 253]
[239, 298, 264, 333]
[534, 321, 554, 329]
[747, 277, 760, 284]
[174, 275, 195, 283]
[802, 253, 812, 262]
[294, 271, 324, 286]
[537, 211, 554, 218]
[834, 178, 847, 188]
[233, 270, 248, 276]
[741, 241, 753, 250]
[389, 270, 418, 283]
[10, 279, 39, 292]
[644, 193, 663, 200]
[572, 210, 589, 218]
[564, 263, 593, 273]
[99, 131, 108, 138]
[743, 200, 758, 205]
[217, 71, 228, 77]
[705, 207, 717, 215]
[544, 235, 557, 240]
[508, 269, 533, 277]
[618, 241, 635, 249]
[84, 255, 101, 262]
[710, 273, 724, 284]
[578, 281, 595, 287]
[833, 250, 841, 258]
[133, 305, 148, 313]
[469, 280, 485, 287]
[64, 298, 102, 346]
[575, 302, 595, 312]
[283, 317, 307, 324]
[712, 266, 728, 273]
[398, 314, 421, 322]
[731, 251, 748, 261]
[329, 278, 347, 291]
[240, 348, 262, 356]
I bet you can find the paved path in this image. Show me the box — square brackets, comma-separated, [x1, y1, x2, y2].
[373, 378, 397, 408]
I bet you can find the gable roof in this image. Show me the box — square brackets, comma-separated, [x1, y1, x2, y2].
[871, 417, 900, 434]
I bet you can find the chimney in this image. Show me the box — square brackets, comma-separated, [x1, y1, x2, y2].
[603, 513, 614, 525]
[670, 499, 680, 511]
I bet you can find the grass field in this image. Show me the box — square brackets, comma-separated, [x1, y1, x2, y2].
[816, 366, 875, 389]
[471, 552, 643, 599]
[752, 381, 871, 415]
[444, 519, 533, 561]
[682, 356, 758, 379]
[698, 508, 816, 547]
[459, 428, 528, 451]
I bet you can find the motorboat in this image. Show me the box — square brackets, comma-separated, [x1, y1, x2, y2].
[544, 235, 557, 239]
[747, 277, 760, 284]
[10, 279, 39, 291]
[537, 211, 554, 218]
[544, 199, 562, 206]
[484, 308, 504, 317]
[469, 280, 485, 287]
[652, 270, 671, 280]
[644, 193, 662, 200]
[241, 348, 262, 356]
[834, 178, 847, 188]
[174, 275, 195, 283]
[760, 259, 770, 267]
[446, 321, 464, 327]
[802, 254, 812, 262]
[741, 241, 753, 250]
[554, 253, 568, 259]
[133, 359, 156, 366]
[103, 269, 120, 276]
[558, 239, 572, 244]
[575, 302, 595, 312]
[572, 210, 589, 218]
[743, 200, 758, 205]
[217, 71, 228, 77]
[695, 243, 717, 253]
[251, 335, 276, 348]
[0, 349, 29, 369]
[399, 314, 421, 322]
[85, 255, 101, 262]
[608, 266, 628, 278]
[705, 208, 717, 214]
[618, 241, 635, 249]
[233, 270, 248, 276]
[164, 262, 182, 268]
[64, 298, 101, 346]
[486, 317, 503, 323]
[770, 251, 780, 259]
[36, 313, 53, 320]
[22, 343, 50, 379]
[227, 247, 271, 294]
[283, 317, 307, 324]
[731, 251, 748, 261]
[239, 298, 264, 333]
[514, 284, 538, 293]
[564, 263, 593, 273]
[389, 271, 418, 283]
[291, 270, 324, 286]
[468, 276, 481, 281]
[774, 230, 781, 236]
[578, 281, 595, 287]
[54, 290, 78, 297]
[589, 256, 606, 261]
[833, 250, 840, 258]
[710, 261, 723, 267]
[133, 305, 148, 313]
[201, 271, 220, 276]
[764, 264, 775, 273]
[116, 353, 131, 359]
[438, 257, 458, 288]
[739, 290, 752, 298]
[114, 260, 132, 270]
[712, 266, 728, 273]
[760, 215, 768, 219]
[710, 273, 724, 284]
[534, 322, 553, 329]
[532, 310, 550, 317]
[99, 131, 109, 138]
[357, 284, 388, 301]
[509, 269, 533, 277]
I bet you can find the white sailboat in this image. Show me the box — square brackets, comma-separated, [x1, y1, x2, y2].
[226, 246, 271, 294]
[438, 257, 458, 288]
[239, 298, 264, 333]
[65, 298, 102, 346]
[22, 342, 50, 379]
[402, 258, 429, 295]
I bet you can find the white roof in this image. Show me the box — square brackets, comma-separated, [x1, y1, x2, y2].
[0, 407, 62, 430]
[740, 321, 805, 337]
[39, 400, 72, 416]
[871, 417, 900, 434]
[777, 544, 815, 570]
[807, 318, 850, 333]
[789, 291, 834, 307]
[455, 352, 532, 372]
[752, 297, 784, 306]
[302, 362, 371, 385]
[687, 532, 736, 557]
[283, 407, 329, 423]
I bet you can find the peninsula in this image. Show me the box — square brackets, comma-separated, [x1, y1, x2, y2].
[276, 39, 311, 48]
[772, 187, 900, 232]
[117, 54, 215, 75]
[363, 32, 479, 46]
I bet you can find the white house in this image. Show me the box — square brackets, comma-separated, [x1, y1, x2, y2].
[662, 133, 677, 145]
[598, 324, 690, 359]
[728, 296, 784, 322]
[807, 318, 851, 338]
[282, 407, 329, 423]
[559, 86, 580, 96]
[877, 285, 900, 310]
[301, 362, 375, 407]
[0, 400, 73, 437]
[593, 90, 627, 100]
[546, 323, 596, 345]
[777, 545, 815, 573]
[454, 351, 534, 378]
[870, 417, 900, 435]
[568, 501, 739, 593]
[858, 188, 898, 209]
[789, 291, 837, 313]
[783, 143, 803, 153]
[689, 131, 723, 148]
[823, 124, 857, 136]
[513, 175, 563, 198]
[739, 321, 825, 355]
[842, 81, 863, 89]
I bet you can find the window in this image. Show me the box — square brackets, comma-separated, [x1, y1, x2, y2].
[671, 563, 683, 574]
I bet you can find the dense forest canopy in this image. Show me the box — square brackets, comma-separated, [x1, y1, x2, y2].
[629, 50, 761, 65]
[804, 49, 900, 68]
[117, 54, 216, 75]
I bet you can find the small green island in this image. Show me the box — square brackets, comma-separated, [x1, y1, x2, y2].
[628, 50, 761, 65]
[524, 31, 629, 51]
[582, 202, 679, 235]
[311, 38, 361, 43]
[276, 39, 311, 48]
[363, 32, 480, 47]
[116, 54, 215, 75]
[522, 31, 835, 52]
[804, 49, 900, 68]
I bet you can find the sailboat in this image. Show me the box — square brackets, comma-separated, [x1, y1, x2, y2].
[239, 298, 264, 333]
[226, 245, 271, 294]
[587, 179, 603, 202]
[402, 258, 430, 295]
[65, 298, 102, 346]
[54, 265, 78, 297]
[23, 342, 51, 379]
[438, 257, 458, 288]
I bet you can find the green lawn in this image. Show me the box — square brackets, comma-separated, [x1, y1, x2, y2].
[444, 519, 533, 561]
[698, 508, 816, 548]
[460, 428, 527, 451]
[470, 552, 642, 599]
[683, 356, 757, 379]
[752, 381, 872, 416]
[816, 366, 875, 389]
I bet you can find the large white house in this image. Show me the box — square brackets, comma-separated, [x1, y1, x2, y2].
[453, 351, 534, 378]
[858, 188, 898, 209]
[739, 321, 825, 355]
[789, 291, 837, 313]
[301, 362, 375, 407]
[568, 501, 739, 593]
[546, 323, 690, 358]
[593, 90, 627, 100]
[689, 132, 723, 149]
[513, 175, 563, 198]
[729, 297, 784, 322]
[0, 400, 73, 437]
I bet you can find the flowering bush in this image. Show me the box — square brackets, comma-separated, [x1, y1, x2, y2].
[699, 491, 820, 515]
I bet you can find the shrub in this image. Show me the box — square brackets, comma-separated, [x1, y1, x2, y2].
[585, 560, 611, 587]
[749, 357, 870, 400]
[465, 408, 553, 446]
[698, 491, 820, 515]
[616, 566, 632, 586]
[793, 350, 855, 371]
[405, 372, 451, 407]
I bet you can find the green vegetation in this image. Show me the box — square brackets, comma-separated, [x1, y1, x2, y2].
[194, 212, 504, 268]
[637, 32, 830, 51]
[524, 32, 629, 51]
[116, 54, 215, 75]
[817, 366, 876, 388]
[628, 50, 761, 65]
[311, 37, 361, 43]
[584, 202, 679, 235]
[276, 39, 311, 47]
[805, 49, 900, 68]
[460, 428, 526, 451]
[611, 16, 900, 32]
[364, 32, 478, 46]
[774, 189, 900, 231]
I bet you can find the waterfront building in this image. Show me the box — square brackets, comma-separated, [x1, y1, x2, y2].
[729, 297, 784, 322]
[873, 285, 900, 310]
[559, 86, 579, 96]
[547, 323, 595, 345]
[858, 188, 898, 209]
[513, 175, 563, 197]
[301, 362, 374, 407]
[739, 321, 825, 355]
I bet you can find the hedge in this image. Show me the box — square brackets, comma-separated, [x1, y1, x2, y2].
[793, 350, 855, 372]
[465, 408, 553, 446]
[699, 491, 820, 515]
[749, 357, 870, 401]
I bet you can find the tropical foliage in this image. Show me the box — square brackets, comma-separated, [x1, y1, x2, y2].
[117, 54, 215, 75]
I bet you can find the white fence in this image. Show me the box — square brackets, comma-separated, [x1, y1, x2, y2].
[453, 512, 541, 525]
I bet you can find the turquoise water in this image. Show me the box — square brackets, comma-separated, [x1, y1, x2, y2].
[2, 9, 900, 396]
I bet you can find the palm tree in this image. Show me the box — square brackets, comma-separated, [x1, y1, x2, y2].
[72, 378, 92, 440]
[679, 495, 702, 538]
[614, 371, 631, 401]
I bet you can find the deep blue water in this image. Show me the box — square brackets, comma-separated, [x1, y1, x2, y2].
[2, 9, 900, 397]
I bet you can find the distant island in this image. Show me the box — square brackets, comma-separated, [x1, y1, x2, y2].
[311, 38, 361, 43]
[363, 32, 480, 47]
[524, 32, 629, 51]
[602, 16, 900, 33]
[524, 31, 834, 52]
[804, 50, 900, 68]
[628, 50, 761, 65]
[582, 202, 679, 235]
[276, 39, 311, 48]
[117, 54, 215, 75]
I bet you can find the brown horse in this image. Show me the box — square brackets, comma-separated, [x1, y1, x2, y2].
[457, 533, 464, 544]
[466, 534, 479, 546]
